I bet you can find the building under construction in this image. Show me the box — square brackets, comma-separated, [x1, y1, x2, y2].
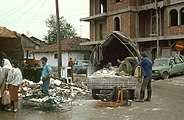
[81, 0, 184, 61]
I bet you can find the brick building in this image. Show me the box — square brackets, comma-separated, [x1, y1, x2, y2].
[81, 0, 184, 61]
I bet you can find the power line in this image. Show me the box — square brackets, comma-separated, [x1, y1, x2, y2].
[23, 0, 47, 32]
[0, 0, 30, 16]
[0, 0, 89, 38]
[0, 0, 89, 24]
[0, 0, 33, 22]
[6, 0, 43, 25]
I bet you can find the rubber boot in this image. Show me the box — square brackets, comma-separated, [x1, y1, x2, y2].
[145, 89, 152, 101]
[136, 91, 144, 102]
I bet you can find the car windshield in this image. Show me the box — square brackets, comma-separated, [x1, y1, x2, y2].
[153, 59, 169, 66]
[74, 60, 90, 65]
[82, 61, 90, 64]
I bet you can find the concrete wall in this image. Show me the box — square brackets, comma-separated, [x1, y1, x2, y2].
[162, 48, 172, 57]
[34, 52, 85, 67]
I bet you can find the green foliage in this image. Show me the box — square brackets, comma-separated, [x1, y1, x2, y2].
[44, 14, 77, 44]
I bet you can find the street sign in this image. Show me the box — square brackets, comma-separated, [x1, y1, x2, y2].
[175, 41, 184, 51]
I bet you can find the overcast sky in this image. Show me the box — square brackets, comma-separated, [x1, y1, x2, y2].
[0, 0, 89, 40]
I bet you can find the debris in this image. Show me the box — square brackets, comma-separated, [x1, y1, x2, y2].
[20, 76, 89, 112]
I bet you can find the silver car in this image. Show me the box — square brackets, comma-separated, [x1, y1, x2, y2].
[73, 60, 92, 74]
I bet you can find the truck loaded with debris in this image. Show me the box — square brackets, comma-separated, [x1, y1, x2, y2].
[87, 31, 142, 99]
[0, 27, 24, 62]
[0, 27, 41, 82]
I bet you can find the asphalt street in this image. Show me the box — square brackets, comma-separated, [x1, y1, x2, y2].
[0, 75, 183, 120]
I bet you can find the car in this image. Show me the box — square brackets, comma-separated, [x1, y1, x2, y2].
[73, 60, 92, 74]
[152, 57, 184, 80]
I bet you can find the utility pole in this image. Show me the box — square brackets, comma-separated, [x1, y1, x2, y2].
[80, 25, 83, 37]
[55, 0, 61, 78]
[155, 0, 160, 58]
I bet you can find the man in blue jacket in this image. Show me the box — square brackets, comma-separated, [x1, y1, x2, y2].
[40, 57, 52, 96]
[136, 52, 152, 102]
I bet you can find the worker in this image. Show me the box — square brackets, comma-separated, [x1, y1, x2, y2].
[40, 57, 52, 96]
[136, 52, 152, 102]
[116, 58, 133, 76]
[68, 58, 74, 80]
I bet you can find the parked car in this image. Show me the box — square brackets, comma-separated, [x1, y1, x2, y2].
[152, 57, 184, 79]
[73, 60, 92, 74]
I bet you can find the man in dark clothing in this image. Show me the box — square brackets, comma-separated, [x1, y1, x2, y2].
[68, 58, 74, 80]
[136, 52, 152, 102]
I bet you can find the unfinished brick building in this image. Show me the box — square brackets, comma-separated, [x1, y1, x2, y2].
[81, 0, 184, 61]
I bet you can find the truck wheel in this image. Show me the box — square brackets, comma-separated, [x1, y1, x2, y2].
[162, 72, 169, 80]
[92, 89, 100, 99]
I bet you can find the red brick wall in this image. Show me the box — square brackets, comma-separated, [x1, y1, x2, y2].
[90, 0, 101, 15]
[104, 12, 137, 39]
[89, 0, 138, 41]
[106, 16, 113, 35]
[164, 5, 184, 36]
[168, 25, 184, 35]
[107, 0, 136, 12]
[129, 12, 136, 38]
[90, 20, 108, 41]
[121, 12, 136, 38]
[90, 12, 137, 41]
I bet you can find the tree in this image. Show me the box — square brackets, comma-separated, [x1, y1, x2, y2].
[44, 14, 77, 44]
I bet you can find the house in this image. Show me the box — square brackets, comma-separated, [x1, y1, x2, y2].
[30, 36, 46, 48]
[21, 34, 44, 49]
[34, 37, 92, 67]
[81, 0, 184, 61]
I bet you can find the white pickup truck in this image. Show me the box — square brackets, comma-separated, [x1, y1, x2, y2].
[87, 73, 137, 99]
[87, 31, 142, 99]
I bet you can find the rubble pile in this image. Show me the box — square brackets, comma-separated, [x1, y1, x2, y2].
[89, 67, 119, 78]
[20, 77, 90, 110]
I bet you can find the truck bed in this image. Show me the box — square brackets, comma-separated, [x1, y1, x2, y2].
[87, 75, 137, 90]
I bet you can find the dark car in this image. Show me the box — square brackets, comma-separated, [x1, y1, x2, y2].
[152, 57, 184, 79]
[73, 60, 92, 74]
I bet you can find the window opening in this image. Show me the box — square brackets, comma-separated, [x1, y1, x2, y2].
[100, 0, 107, 13]
[114, 17, 120, 31]
[115, 0, 121, 3]
[180, 8, 184, 25]
[54, 53, 58, 59]
[170, 9, 178, 26]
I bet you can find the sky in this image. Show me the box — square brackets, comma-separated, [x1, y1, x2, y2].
[0, 0, 89, 40]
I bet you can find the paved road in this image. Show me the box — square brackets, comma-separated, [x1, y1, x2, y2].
[0, 75, 184, 120]
[70, 77, 184, 120]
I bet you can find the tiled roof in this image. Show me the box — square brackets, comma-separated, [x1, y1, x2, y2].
[0, 27, 20, 39]
[34, 37, 92, 53]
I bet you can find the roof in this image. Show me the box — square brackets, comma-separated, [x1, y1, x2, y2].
[0, 27, 20, 39]
[21, 34, 40, 46]
[30, 36, 46, 46]
[34, 37, 92, 53]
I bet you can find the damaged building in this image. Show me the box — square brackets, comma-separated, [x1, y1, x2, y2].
[81, 0, 184, 63]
